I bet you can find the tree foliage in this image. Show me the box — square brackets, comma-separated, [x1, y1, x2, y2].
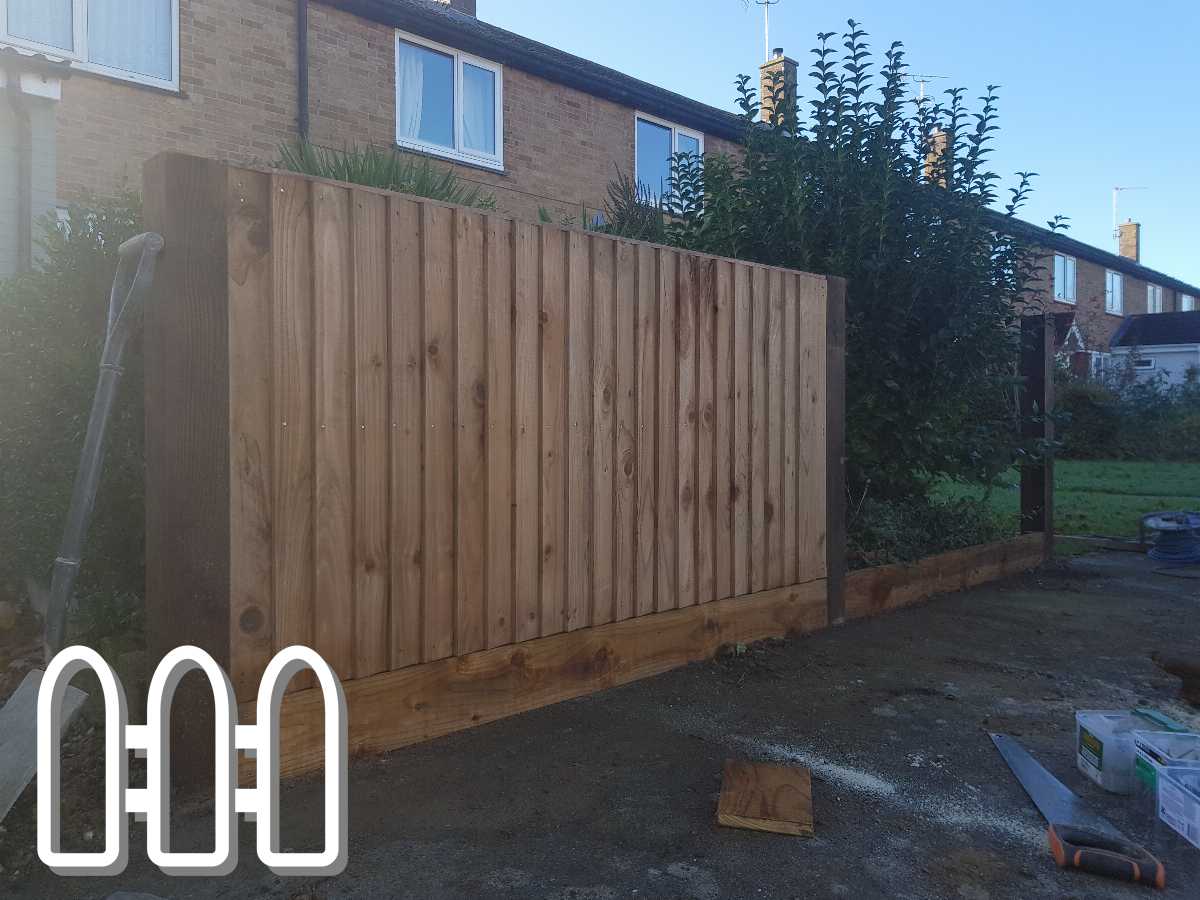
[607, 21, 1046, 500]
[0, 194, 145, 617]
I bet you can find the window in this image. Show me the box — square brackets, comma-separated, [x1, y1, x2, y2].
[1133, 357, 1155, 370]
[1147, 284, 1163, 314]
[1183, 294, 1196, 313]
[1053, 253, 1076, 303]
[394, 30, 503, 170]
[1, 0, 178, 89]
[635, 113, 704, 203]
[1105, 270, 1124, 315]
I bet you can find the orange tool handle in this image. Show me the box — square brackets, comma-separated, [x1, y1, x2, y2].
[1048, 823, 1165, 890]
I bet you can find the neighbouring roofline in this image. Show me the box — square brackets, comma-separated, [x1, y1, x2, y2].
[1110, 311, 1200, 348]
[320, 0, 747, 141]
[984, 209, 1200, 297]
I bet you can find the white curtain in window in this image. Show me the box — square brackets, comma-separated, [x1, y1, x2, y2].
[88, 0, 173, 79]
[396, 42, 427, 143]
[462, 63, 496, 155]
[7, 0, 74, 52]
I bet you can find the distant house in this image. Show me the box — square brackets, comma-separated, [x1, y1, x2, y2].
[1109, 312, 1200, 385]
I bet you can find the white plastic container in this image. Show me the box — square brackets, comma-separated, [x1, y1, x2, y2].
[1133, 731, 1200, 815]
[1076, 709, 1186, 794]
[1159, 768, 1200, 849]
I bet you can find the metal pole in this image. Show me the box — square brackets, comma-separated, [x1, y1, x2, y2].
[43, 232, 164, 658]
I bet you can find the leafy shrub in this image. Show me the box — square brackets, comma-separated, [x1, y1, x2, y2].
[847, 495, 1009, 568]
[275, 141, 496, 208]
[1055, 379, 1123, 459]
[0, 193, 144, 620]
[1056, 367, 1200, 462]
[605, 21, 1046, 504]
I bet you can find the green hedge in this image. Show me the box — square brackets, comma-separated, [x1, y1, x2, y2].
[1056, 370, 1200, 461]
[0, 193, 144, 637]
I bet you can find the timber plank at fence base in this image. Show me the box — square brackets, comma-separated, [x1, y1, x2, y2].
[239, 578, 828, 781]
[843, 533, 1046, 621]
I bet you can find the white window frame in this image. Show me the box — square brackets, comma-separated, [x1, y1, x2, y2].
[0, 0, 180, 90]
[634, 111, 705, 200]
[1053, 253, 1077, 304]
[393, 29, 504, 172]
[1183, 294, 1196, 313]
[1133, 357, 1155, 371]
[1105, 269, 1124, 316]
[1147, 283, 1163, 314]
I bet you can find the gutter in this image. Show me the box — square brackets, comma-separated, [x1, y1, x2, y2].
[297, 0, 310, 140]
[3, 63, 34, 273]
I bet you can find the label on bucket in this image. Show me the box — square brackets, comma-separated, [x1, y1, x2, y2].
[1079, 727, 1104, 774]
[1159, 777, 1200, 849]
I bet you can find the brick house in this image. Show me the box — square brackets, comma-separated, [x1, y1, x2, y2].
[1, 0, 1196, 345]
[0, 0, 744, 276]
[1006, 215, 1200, 368]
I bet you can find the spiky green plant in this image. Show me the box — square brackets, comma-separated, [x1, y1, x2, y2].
[275, 141, 496, 209]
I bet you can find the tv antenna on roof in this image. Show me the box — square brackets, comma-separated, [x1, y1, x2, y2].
[911, 74, 949, 102]
[1112, 185, 1149, 243]
[754, 0, 781, 63]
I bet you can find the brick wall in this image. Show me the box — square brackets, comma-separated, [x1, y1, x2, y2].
[52, 0, 740, 227]
[1040, 251, 1190, 351]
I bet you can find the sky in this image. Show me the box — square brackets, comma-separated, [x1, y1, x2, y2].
[479, 0, 1200, 285]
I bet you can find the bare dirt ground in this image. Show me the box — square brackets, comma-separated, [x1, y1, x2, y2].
[6, 551, 1200, 899]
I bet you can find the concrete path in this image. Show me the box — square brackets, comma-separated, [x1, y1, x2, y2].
[7, 552, 1200, 898]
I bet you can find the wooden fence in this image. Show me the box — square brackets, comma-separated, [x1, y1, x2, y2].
[143, 154, 844, 776]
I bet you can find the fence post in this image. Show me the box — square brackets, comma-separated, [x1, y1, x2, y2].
[1019, 313, 1055, 560]
[825, 277, 847, 625]
[142, 152, 235, 787]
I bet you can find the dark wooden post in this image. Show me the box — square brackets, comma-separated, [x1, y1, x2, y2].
[1019, 314, 1055, 561]
[825, 277, 847, 625]
[143, 153, 234, 788]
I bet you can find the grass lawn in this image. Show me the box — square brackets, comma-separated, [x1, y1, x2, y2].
[936, 461, 1200, 539]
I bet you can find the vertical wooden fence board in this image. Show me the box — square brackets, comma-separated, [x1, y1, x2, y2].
[566, 233, 594, 632]
[613, 241, 637, 623]
[422, 204, 456, 661]
[486, 218, 515, 649]
[798, 275, 828, 582]
[712, 261, 734, 602]
[750, 267, 769, 593]
[676, 255, 698, 609]
[634, 244, 659, 618]
[312, 183, 356, 681]
[540, 227, 568, 636]
[766, 270, 785, 589]
[270, 173, 316, 687]
[731, 264, 752, 597]
[782, 274, 799, 587]
[591, 238, 616, 627]
[512, 222, 541, 641]
[656, 250, 679, 611]
[824, 276, 846, 621]
[697, 259, 717, 605]
[455, 210, 487, 656]
[389, 197, 423, 668]
[227, 169, 275, 701]
[351, 190, 391, 679]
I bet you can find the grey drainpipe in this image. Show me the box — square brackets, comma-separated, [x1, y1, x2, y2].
[4, 64, 33, 273]
[297, 0, 310, 140]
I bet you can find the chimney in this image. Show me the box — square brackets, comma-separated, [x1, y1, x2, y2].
[924, 129, 952, 187]
[759, 47, 798, 127]
[436, 0, 476, 15]
[1119, 220, 1141, 263]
